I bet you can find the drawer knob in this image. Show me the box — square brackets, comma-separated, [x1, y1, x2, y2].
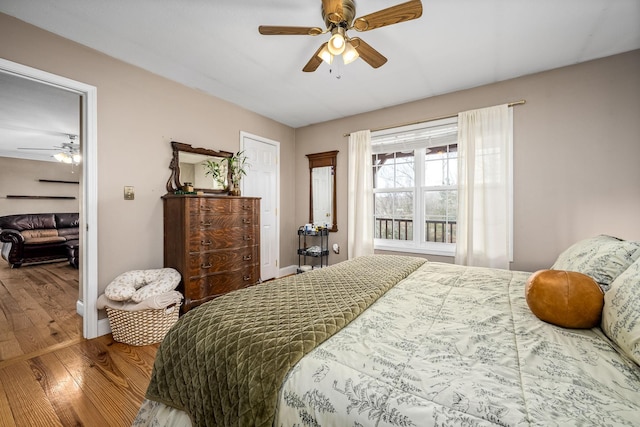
[242, 218, 251, 224]
[201, 240, 212, 246]
[242, 205, 250, 210]
[201, 263, 212, 269]
[201, 221, 212, 227]
[243, 235, 252, 241]
[243, 275, 251, 281]
[243, 255, 252, 261]
[200, 206, 212, 211]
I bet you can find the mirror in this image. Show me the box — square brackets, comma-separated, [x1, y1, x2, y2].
[166, 141, 233, 194]
[307, 150, 338, 232]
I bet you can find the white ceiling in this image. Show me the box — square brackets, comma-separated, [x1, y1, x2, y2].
[0, 71, 80, 161]
[0, 0, 639, 154]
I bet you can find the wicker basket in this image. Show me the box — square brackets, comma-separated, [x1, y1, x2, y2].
[106, 303, 179, 346]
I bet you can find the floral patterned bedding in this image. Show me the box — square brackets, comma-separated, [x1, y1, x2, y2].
[134, 260, 640, 426]
[274, 262, 640, 426]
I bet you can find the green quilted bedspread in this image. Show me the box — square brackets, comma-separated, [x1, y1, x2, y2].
[145, 255, 427, 427]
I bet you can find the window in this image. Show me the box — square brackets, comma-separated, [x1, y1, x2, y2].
[372, 117, 458, 256]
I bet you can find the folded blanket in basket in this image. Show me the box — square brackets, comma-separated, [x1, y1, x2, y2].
[97, 291, 183, 311]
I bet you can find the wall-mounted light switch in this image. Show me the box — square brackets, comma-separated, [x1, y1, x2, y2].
[124, 186, 135, 200]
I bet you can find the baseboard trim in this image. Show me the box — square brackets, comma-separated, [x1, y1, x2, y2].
[98, 317, 112, 337]
[77, 300, 112, 337]
[76, 299, 83, 317]
[279, 265, 298, 277]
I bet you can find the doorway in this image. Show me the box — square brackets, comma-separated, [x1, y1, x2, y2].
[0, 58, 99, 339]
[240, 132, 280, 280]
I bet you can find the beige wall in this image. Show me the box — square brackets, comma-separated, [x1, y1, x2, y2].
[0, 14, 297, 292]
[0, 157, 80, 216]
[295, 49, 640, 272]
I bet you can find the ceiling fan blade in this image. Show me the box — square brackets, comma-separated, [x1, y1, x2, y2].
[303, 43, 328, 72]
[350, 38, 388, 68]
[259, 25, 324, 36]
[18, 147, 60, 151]
[352, 0, 423, 32]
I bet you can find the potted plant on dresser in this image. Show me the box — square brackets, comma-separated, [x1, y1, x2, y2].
[228, 150, 248, 196]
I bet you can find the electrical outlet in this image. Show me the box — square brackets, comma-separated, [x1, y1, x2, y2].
[124, 186, 134, 200]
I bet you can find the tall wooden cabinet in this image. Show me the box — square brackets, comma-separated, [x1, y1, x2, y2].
[162, 194, 261, 313]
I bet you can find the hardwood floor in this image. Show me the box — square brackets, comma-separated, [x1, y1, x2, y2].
[0, 261, 158, 426]
[0, 261, 81, 361]
[0, 334, 158, 426]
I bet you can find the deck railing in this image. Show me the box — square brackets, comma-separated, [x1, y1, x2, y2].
[375, 218, 456, 243]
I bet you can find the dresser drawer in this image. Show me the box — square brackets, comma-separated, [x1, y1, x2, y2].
[188, 198, 259, 214]
[189, 212, 257, 230]
[188, 226, 258, 251]
[186, 265, 260, 300]
[188, 246, 258, 275]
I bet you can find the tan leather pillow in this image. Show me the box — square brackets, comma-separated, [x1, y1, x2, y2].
[525, 269, 604, 329]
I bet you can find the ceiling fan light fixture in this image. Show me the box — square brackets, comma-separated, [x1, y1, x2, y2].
[53, 151, 81, 164]
[318, 45, 334, 64]
[327, 27, 346, 55]
[342, 41, 359, 65]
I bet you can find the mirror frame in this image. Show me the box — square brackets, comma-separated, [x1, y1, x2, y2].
[307, 150, 338, 232]
[166, 141, 234, 194]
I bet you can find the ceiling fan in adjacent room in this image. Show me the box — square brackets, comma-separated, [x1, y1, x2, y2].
[18, 134, 81, 164]
[258, 0, 423, 72]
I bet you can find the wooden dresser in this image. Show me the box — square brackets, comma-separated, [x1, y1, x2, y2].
[162, 194, 261, 312]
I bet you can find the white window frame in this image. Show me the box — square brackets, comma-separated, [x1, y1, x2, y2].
[373, 117, 458, 257]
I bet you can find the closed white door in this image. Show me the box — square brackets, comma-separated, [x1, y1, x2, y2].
[240, 132, 279, 280]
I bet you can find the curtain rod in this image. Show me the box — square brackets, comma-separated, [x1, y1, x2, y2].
[343, 99, 526, 137]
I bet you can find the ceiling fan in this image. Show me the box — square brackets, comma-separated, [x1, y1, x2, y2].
[258, 0, 423, 72]
[18, 134, 81, 163]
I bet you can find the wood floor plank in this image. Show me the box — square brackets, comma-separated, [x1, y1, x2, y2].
[12, 287, 74, 344]
[29, 352, 110, 427]
[0, 373, 18, 427]
[0, 279, 34, 332]
[54, 337, 150, 426]
[11, 287, 56, 327]
[0, 360, 63, 426]
[0, 331, 23, 361]
[15, 323, 68, 356]
[21, 266, 77, 317]
[107, 339, 158, 393]
[0, 337, 84, 370]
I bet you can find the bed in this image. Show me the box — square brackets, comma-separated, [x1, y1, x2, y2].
[133, 236, 640, 426]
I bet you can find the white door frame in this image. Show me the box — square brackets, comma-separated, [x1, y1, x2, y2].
[0, 58, 99, 339]
[240, 131, 280, 279]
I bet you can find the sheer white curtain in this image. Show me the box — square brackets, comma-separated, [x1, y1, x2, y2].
[455, 104, 513, 269]
[348, 130, 374, 259]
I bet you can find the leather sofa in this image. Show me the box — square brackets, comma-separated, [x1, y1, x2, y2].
[0, 213, 79, 268]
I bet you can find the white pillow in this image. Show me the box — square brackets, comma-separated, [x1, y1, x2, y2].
[601, 256, 640, 365]
[132, 269, 182, 302]
[105, 268, 181, 302]
[551, 235, 640, 288]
